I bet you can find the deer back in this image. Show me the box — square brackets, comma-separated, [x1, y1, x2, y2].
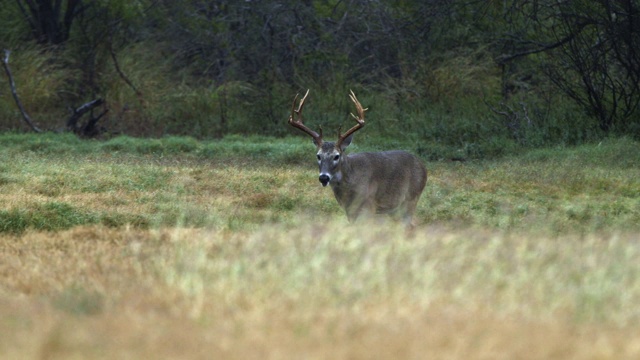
[331, 150, 427, 218]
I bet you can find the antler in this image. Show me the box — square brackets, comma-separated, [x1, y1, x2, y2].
[336, 90, 367, 149]
[288, 89, 323, 146]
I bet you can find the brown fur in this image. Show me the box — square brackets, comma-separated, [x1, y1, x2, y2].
[318, 141, 427, 225]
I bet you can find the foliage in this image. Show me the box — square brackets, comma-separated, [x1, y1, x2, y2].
[492, 0, 640, 133]
[0, 1, 638, 150]
[0, 201, 134, 234]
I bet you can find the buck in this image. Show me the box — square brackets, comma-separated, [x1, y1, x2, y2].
[288, 90, 427, 226]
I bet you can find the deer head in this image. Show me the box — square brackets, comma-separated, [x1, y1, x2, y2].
[288, 90, 366, 187]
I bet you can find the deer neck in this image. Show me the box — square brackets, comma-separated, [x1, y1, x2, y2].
[329, 156, 352, 189]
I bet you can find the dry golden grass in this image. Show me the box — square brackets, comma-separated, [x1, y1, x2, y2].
[2, 225, 640, 359]
[1, 135, 640, 358]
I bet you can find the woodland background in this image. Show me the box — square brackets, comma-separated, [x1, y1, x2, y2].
[2, 3, 640, 357]
[0, 0, 639, 158]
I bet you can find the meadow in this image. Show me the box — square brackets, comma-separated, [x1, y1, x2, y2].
[1, 133, 640, 359]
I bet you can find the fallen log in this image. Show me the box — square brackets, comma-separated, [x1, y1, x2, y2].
[67, 99, 109, 137]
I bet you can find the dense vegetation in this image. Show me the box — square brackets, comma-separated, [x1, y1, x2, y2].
[1, 1, 638, 158]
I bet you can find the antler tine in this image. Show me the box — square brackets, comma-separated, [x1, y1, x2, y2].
[288, 89, 323, 145]
[337, 90, 367, 148]
[348, 89, 368, 121]
[292, 89, 309, 118]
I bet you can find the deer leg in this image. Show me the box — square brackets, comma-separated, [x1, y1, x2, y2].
[345, 198, 375, 222]
[402, 198, 420, 228]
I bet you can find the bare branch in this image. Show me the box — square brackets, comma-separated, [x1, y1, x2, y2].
[519, 102, 531, 126]
[82, 108, 109, 137]
[1, 49, 42, 132]
[108, 38, 144, 106]
[67, 98, 105, 131]
[496, 21, 593, 64]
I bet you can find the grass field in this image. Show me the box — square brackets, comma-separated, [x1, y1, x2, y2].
[1, 133, 640, 359]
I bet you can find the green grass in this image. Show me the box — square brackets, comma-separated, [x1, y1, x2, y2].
[0, 133, 639, 235]
[1, 133, 640, 358]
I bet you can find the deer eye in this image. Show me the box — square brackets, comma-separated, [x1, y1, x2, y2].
[333, 154, 340, 161]
[317, 154, 321, 160]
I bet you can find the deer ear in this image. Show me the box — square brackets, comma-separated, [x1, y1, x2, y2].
[312, 138, 322, 147]
[339, 134, 353, 151]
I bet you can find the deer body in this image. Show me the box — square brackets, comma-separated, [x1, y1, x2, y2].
[288, 90, 428, 226]
[328, 149, 427, 222]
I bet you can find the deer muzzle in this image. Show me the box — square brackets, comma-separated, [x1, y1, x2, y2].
[319, 174, 331, 187]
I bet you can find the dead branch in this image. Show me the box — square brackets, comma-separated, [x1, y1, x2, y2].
[108, 38, 145, 106]
[1, 49, 42, 132]
[519, 102, 531, 126]
[67, 98, 108, 137]
[82, 108, 109, 138]
[495, 21, 593, 65]
[484, 98, 533, 144]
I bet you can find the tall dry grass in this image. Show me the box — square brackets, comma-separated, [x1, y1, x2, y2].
[1, 134, 640, 358]
[2, 224, 640, 359]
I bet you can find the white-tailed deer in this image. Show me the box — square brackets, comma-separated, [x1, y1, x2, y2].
[288, 90, 427, 226]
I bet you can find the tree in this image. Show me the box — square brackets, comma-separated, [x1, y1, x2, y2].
[16, 0, 85, 44]
[5, 1, 149, 136]
[496, 0, 640, 133]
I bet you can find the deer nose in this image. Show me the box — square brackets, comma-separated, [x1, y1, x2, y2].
[319, 174, 331, 187]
